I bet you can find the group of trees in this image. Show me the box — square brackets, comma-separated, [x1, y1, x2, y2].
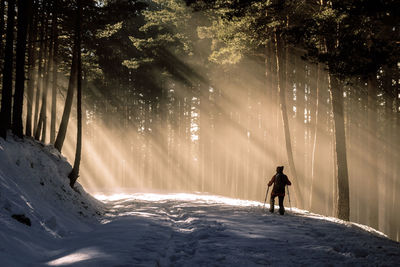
[190, 0, 399, 222]
[110, 0, 398, 239]
[0, 0, 86, 187]
[0, 0, 398, 241]
[0, 0, 145, 187]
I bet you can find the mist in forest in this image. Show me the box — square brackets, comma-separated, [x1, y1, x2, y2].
[51, 47, 399, 242]
[2, 0, 397, 243]
[53, 1, 399, 242]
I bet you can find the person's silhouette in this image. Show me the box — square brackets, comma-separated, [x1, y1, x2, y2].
[268, 166, 291, 215]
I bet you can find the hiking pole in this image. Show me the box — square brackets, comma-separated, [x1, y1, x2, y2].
[263, 186, 270, 210]
[286, 185, 292, 212]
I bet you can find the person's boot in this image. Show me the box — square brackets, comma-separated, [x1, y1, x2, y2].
[269, 197, 274, 213]
[279, 197, 285, 215]
[279, 208, 285, 215]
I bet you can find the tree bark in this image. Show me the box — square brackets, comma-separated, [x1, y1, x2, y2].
[159, 78, 168, 189]
[367, 74, 379, 229]
[38, 5, 55, 143]
[0, 0, 16, 139]
[199, 81, 211, 191]
[69, 0, 82, 188]
[329, 74, 350, 221]
[25, 1, 38, 137]
[35, 22, 51, 141]
[50, 0, 58, 143]
[33, 12, 45, 136]
[310, 64, 321, 211]
[54, 40, 78, 151]
[0, 0, 6, 63]
[383, 67, 396, 240]
[274, 30, 302, 206]
[13, 0, 33, 138]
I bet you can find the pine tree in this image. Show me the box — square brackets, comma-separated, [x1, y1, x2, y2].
[0, 0, 16, 139]
[25, 1, 39, 137]
[50, 0, 59, 143]
[68, 0, 83, 188]
[12, 0, 33, 138]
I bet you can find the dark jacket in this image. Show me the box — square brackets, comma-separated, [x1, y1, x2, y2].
[268, 173, 291, 197]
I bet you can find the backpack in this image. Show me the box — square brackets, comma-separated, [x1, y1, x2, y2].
[274, 173, 286, 194]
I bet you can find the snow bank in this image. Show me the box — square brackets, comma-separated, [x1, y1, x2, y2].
[0, 135, 103, 265]
[77, 193, 400, 266]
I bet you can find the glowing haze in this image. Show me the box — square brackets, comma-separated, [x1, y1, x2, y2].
[30, 2, 399, 242]
[51, 51, 400, 242]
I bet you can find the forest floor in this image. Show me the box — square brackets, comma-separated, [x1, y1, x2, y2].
[0, 136, 399, 266]
[41, 193, 400, 267]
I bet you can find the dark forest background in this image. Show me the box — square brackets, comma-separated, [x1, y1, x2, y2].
[0, 0, 399, 241]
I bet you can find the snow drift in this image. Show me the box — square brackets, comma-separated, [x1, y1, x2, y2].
[0, 135, 103, 265]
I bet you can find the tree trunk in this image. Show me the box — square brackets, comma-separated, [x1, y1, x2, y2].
[12, 0, 33, 138]
[274, 30, 302, 206]
[266, 40, 279, 161]
[35, 24, 51, 141]
[33, 13, 45, 136]
[50, 1, 58, 143]
[367, 75, 379, 229]
[25, 1, 38, 137]
[39, 10, 55, 143]
[329, 74, 350, 221]
[0, 0, 16, 139]
[0, 0, 6, 63]
[54, 42, 78, 151]
[159, 78, 168, 189]
[310, 64, 323, 212]
[322, 0, 350, 222]
[69, 0, 82, 188]
[383, 67, 396, 240]
[199, 81, 211, 191]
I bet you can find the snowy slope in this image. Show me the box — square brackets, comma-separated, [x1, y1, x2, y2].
[0, 135, 103, 266]
[69, 193, 398, 267]
[0, 136, 399, 266]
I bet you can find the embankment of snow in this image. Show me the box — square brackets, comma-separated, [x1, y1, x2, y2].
[0, 134, 103, 265]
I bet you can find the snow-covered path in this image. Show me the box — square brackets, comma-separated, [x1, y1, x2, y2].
[1, 139, 397, 266]
[40, 193, 399, 266]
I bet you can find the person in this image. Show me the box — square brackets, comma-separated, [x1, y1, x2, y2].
[268, 166, 291, 215]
